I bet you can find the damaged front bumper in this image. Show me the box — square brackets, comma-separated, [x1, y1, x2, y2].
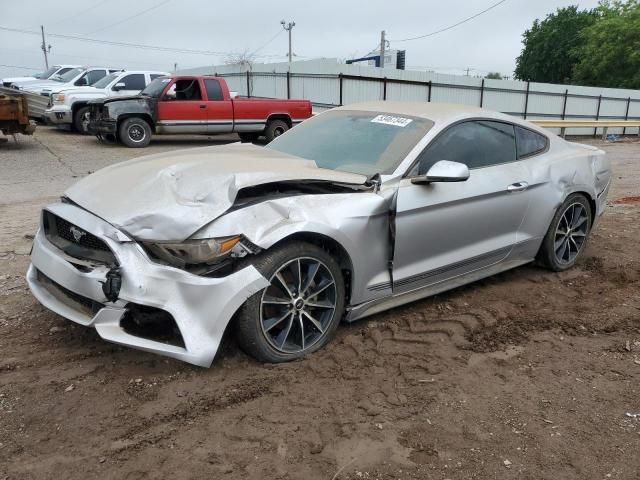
[26, 202, 269, 367]
[87, 118, 117, 136]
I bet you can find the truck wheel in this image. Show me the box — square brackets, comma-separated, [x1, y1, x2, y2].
[264, 119, 289, 143]
[119, 117, 152, 148]
[73, 106, 91, 135]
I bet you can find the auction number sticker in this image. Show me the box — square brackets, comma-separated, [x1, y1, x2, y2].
[371, 114, 413, 127]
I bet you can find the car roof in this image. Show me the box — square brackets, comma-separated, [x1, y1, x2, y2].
[337, 101, 516, 125]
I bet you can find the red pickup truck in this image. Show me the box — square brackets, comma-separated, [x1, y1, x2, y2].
[87, 75, 313, 147]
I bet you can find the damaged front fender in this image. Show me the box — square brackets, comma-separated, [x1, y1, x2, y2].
[192, 189, 396, 306]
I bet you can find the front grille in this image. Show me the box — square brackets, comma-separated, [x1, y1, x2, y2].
[36, 269, 104, 316]
[53, 214, 110, 252]
[42, 210, 117, 265]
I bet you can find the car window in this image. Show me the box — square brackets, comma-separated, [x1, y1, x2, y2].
[204, 79, 223, 101]
[141, 77, 170, 97]
[515, 126, 548, 158]
[57, 67, 74, 76]
[92, 73, 119, 89]
[85, 70, 107, 85]
[163, 79, 202, 101]
[150, 74, 165, 81]
[267, 110, 434, 176]
[118, 73, 146, 90]
[416, 120, 517, 175]
[36, 66, 58, 79]
[56, 68, 83, 82]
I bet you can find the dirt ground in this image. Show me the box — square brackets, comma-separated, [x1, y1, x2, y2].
[0, 128, 639, 480]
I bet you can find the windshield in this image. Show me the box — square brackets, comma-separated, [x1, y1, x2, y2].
[267, 110, 434, 176]
[92, 72, 119, 89]
[35, 67, 58, 79]
[141, 77, 170, 97]
[55, 68, 83, 83]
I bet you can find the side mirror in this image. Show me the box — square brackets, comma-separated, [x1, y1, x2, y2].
[411, 160, 470, 184]
[113, 82, 126, 91]
[75, 77, 88, 86]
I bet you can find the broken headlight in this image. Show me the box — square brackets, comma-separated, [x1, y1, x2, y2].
[143, 236, 242, 267]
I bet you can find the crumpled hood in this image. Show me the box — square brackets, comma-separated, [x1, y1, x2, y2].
[89, 95, 143, 105]
[64, 143, 367, 241]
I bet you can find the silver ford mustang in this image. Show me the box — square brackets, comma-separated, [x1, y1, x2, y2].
[27, 102, 611, 366]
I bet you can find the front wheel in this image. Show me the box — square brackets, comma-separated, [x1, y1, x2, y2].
[537, 193, 592, 271]
[235, 241, 345, 363]
[118, 117, 152, 148]
[73, 106, 91, 134]
[263, 119, 289, 143]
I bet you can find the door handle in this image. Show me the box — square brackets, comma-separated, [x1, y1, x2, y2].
[507, 181, 529, 192]
[199, 104, 207, 109]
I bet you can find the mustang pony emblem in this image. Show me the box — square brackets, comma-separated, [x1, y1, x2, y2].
[69, 226, 86, 242]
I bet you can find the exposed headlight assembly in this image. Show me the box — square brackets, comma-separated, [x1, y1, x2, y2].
[144, 236, 243, 267]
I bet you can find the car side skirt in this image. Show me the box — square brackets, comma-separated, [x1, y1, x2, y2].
[345, 256, 533, 323]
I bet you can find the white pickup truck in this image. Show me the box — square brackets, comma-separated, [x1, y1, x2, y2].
[21, 67, 121, 97]
[1, 65, 80, 88]
[44, 70, 168, 132]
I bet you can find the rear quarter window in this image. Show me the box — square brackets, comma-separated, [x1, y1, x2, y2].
[516, 126, 548, 158]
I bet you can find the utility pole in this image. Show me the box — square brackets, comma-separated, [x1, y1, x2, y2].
[40, 25, 50, 69]
[465, 67, 471, 76]
[280, 20, 296, 63]
[174, 62, 178, 73]
[379, 30, 386, 68]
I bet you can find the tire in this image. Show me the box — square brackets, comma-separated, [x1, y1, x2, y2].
[73, 106, 91, 135]
[235, 241, 346, 363]
[118, 117, 152, 148]
[238, 132, 259, 143]
[263, 119, 289, 143]
[537, 193, 592, 272]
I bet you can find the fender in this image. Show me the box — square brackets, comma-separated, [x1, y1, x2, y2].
[89, 96, 158, 128]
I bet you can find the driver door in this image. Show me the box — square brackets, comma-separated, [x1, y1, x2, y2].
[392, 120, 531, 293]
[156, 78, 208, 133]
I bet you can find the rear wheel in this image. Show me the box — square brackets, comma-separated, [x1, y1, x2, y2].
[537, 193, 592, 271]
[73, 106, 91, 134]
[235, 241, 345, 363]
[264, 119, 289, 143]
[118, 117, 152, 148]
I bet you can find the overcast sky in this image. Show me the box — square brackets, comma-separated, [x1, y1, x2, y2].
[0, 0, 601, 79]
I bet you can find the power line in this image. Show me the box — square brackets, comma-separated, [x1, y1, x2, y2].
[0, 25, 233, 56]
[49, 0, 112, 27]
[0, 63, 41, 71]
[249, 29, 284, 57]
[0, 24, 306, 64]
[389, 0, 509, 42]
[86, 0, 172, 35]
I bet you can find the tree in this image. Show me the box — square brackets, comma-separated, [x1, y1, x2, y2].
[515, 6, 597, 84]
[224, 50, 256, 69]
[572, 1, 640, 89]
[485, 72, 503, 80]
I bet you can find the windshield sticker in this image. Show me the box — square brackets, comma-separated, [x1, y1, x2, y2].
[371, 114, 413, 127]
